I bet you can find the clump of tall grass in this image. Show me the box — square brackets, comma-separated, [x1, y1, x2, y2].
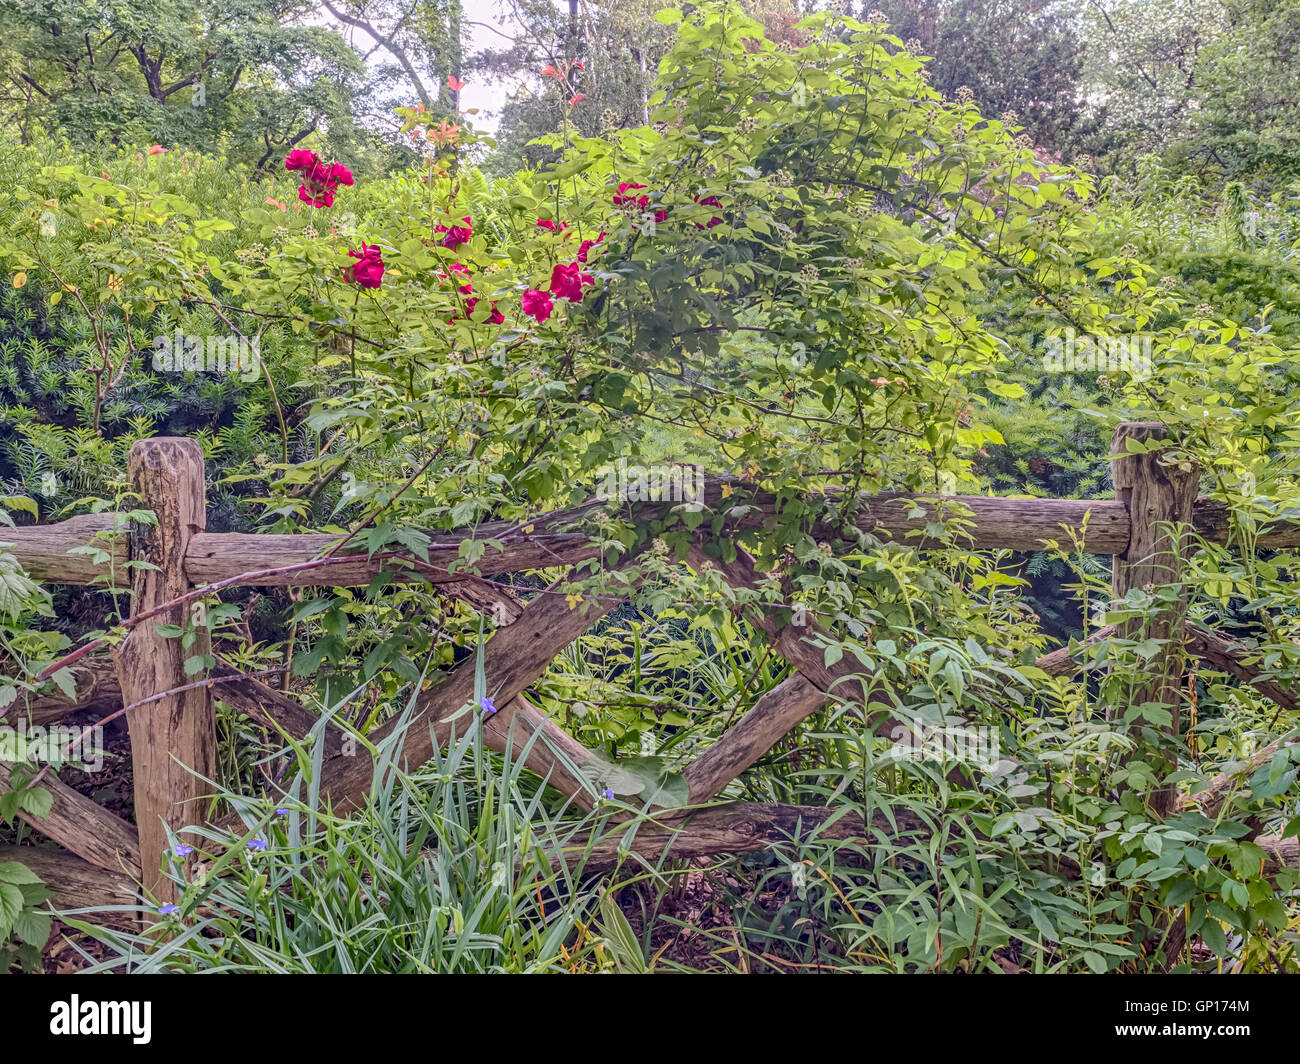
[63, 706, 613, 973]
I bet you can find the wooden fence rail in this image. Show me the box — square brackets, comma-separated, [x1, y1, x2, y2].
[8, 488, 1300, 592]
[2, 424, 1299, 960]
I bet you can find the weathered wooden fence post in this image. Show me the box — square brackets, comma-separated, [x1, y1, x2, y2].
[112, 438, 215, 906]
[1110, 422, 1200, 819]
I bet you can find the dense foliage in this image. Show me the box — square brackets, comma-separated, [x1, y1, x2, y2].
[0, 1, 1297, 974]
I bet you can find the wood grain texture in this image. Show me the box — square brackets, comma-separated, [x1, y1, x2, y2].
[186, 492, 1132, 589]
[8, 491, 1300, 592]
[0, 513, 129, 587]
[184, 529, 603, 587]
[209, 660, 347, 758]
[1182, 621, 1300, 716]
[0, 845, 139, 929]
[438, 577, 524, 623]
[682, 543, 914, 798]
[491, 694, 595, 810]
[569, 801, 931, 870]
[1258, 834, 1300, 877]
[1034, 626, 1117, 677]
[848, 493, 1131, 553]
[683, 674, 827, 803]
[4, 764, 141, 876]
[1110, 423, 1200, 820]
[2, 654, 351, 757]
[1, 661, 123, 728]
[1192, 497, 1300, 549]
[689, 546, 875, 705]
[113, 438, 216, 905]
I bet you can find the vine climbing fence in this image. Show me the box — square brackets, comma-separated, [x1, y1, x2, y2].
[2, 422, 1298, 959]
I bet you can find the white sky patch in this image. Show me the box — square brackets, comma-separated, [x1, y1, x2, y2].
[460, 0, 523, 132]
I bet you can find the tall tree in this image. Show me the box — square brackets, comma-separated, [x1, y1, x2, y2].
[317, 0, 468, 114]
[0, 0, 372, 168]
[859, 0, 1089, 152]
[1077, 0, 1226, 161]
[1188, 0, 1300, 181]
[478, 0, 804, 172]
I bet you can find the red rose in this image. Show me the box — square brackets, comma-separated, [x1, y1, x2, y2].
[548, 261, 593, 303]
[694, 194, 723, 228]
[613, 182, 649, 210]
[299, 184, 335, 208]
[435, 216, 472, 249]
[285, 149, 320, 173]
[345, 243, 385, 289]
[289, 152, 352, 208]
[449, 263, 473, 294]
[577, 231, 606, 262]
[521, 288, 553, 322]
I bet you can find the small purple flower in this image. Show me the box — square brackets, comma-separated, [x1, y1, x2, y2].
[480, 696, 498, 716]
[173, 844, 195, 858]
[600, 788, 615, 801]
[247, 838, 267, 852]
[156, 903, 179, 915]
[274, 808, 290, 817]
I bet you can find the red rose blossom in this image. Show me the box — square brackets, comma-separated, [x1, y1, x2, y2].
[693, 194, 723, 228]
[344, 243, 385, 289]
[299, 184, 335, 208]
[288, 152, 353, 208]
[435, 216, 473, 249]
[285, 149, 320, 173]
[522, 288, 554, 322]
[549, 261, 593, 303]
[449, 263, 474, 294]
[614, 183, 668, 223]
[577, 231, 606, 263]
[613, 182, 649, 210]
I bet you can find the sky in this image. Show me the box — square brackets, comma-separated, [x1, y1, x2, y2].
[458, 0, 524, 132]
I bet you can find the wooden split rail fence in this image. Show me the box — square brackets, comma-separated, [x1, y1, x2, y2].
[2, 424, 1299, 928]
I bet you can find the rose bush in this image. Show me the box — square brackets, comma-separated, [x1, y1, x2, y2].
[0, 4, 1297, 974]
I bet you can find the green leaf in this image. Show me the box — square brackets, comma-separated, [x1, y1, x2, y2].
[0, 860, 42, 886]
[1, 496, 38, 518]
[1163, 879, 1196, 907]
[1082, 950, 1107, 973]
[19, 786, 52, 819]
[50, 667, 79, 701]
[580, 753, 688, 807]
[0, 881, 23, 938]
[1200, 920, 1227, 956]
[13, 908, 51, 947]
[183, 654, 211, 677]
